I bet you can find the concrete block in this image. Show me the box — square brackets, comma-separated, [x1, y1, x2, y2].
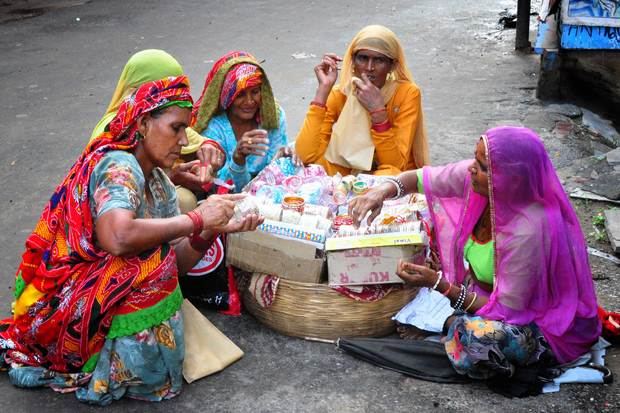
[604, 209, 620, 253]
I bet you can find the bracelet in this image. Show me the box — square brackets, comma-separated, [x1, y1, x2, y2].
[463, 292, 478, 312]
[385, 177, 406, 200]
[189, 232, 217, 252]
[441, 281, 452, 296]
[454, 284, 467, 310]
[201, 139, 224, 155]
[371, 119, 391, 133]
[431, 270, 443, 290]
[310, 100, 327, 109]
[369, 106, 387, 115]
[185, 210, 203, 235]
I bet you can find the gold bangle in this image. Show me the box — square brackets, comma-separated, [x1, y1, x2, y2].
[463, 292, 478, 312]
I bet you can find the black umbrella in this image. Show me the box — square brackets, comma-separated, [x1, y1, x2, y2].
[337, 337, 469, 384]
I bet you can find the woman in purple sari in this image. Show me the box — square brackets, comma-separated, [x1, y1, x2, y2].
[349, 126, 601, 378]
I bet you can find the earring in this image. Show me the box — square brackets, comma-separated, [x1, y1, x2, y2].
[135, 131, 144, 141]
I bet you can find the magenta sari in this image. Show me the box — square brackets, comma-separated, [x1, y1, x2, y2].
[422, 126, 600, 364]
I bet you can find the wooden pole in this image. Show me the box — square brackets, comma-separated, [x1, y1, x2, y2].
[516, 0, 531, 50]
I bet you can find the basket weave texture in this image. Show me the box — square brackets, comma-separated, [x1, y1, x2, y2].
[242, 277, 419, 340]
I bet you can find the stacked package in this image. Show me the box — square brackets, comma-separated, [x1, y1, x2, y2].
[228, 158, 429, 286]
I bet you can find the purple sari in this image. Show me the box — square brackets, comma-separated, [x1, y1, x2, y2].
[423, 126, 600, 364]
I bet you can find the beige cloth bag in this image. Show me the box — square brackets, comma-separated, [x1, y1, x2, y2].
[182, 299, 244, 383]
[325, 78, 398, 171]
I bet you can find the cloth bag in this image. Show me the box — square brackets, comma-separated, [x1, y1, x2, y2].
[325, 78, 398, 171]
[181, 299, 244, 383]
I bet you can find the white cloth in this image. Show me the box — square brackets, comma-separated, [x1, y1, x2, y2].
[392, 287, 453, 333]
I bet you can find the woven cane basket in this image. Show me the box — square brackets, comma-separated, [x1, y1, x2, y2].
[242, 278, 419, 340]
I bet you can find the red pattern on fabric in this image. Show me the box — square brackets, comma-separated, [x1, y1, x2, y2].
[248, 274, 280, 308]
[192, 51, 255, 119]
[219, 63, 262, 110]
[1, 76, 192, 372]
[331, 284, 397, 302]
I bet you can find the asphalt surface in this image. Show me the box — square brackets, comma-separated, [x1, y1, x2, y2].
[0, 0, 618, 411]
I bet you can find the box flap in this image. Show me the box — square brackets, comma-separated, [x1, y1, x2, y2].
[227, 232, 325, 283]
[325, 231, 427, 251]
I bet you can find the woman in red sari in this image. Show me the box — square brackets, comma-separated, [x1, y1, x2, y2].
[0, 75, 261, 405]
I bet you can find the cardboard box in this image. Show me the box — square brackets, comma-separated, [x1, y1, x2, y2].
[226, 230, 325, 283]
[326, 232, 427, 286]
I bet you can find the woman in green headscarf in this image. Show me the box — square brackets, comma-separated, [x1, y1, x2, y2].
[90, 49, 226, 211]
[90, 49, 184, 141]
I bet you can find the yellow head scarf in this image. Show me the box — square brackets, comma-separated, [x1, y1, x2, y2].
[326, 25, 430, 171]
[89, 49, 184, 142]
[338, 25, 413, 90]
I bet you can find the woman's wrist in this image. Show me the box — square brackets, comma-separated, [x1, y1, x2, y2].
[232, 150, 246, 166]
[313, 86, 331, 105]
[370, 110, 388, 125]
[185, 210, 203, 235]
[437, 279, 451, 295]
[188, 231, 217, 252]
[378, 182, 397, 200]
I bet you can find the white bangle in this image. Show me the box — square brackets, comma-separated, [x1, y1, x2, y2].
[384, 178, 403, 200]
[431, 270, 443, 290]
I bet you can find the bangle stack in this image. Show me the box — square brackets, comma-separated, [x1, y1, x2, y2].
[371, 119, 391, 132]
[369, 106, 387, 115]
[454, 285, 467, 310]
[385, 177, 406, 200]
[186, 210, 203, 236]
[186, 210, 216, 252]
[310, 100, 327, 109]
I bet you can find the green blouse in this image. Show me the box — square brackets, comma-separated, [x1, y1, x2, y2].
[416, 168, 495, 286]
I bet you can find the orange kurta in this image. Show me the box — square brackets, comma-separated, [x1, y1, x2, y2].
[295, 82, 427, 176]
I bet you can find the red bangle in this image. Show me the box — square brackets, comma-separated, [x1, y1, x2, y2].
[441, 282, 452, 296]
[369, 106, 387, 115]
[185, 210, 203, 235]
[371, 120, 391, 133]
[201, 139, 225, 155]
[189, 232, 217, 252]
[310, 100, 327, 109]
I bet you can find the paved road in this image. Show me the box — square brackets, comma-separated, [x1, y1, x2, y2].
[0, 0, 617, 412]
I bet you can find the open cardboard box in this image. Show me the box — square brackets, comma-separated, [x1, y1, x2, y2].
[325, 231, 427, 286]
[227, 230, 325, 284]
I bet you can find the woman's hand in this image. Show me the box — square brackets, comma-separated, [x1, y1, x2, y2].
[194, 193, 245, 228]
[196, 141, 226, 172]
[169, 160, 212, 192]
[396, 261, 438, 288]
[314, 53, 341, 91]
[232, 129, 269, 165]
[274, 145, 303, 167]
[348, 185, 391, 227]
[427, 250, 442, 272]
[215, 213, 264, 234]
[352, 73, 387, 119]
